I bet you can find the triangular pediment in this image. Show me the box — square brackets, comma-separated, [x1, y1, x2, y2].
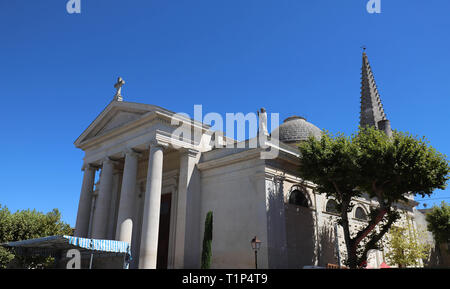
[89, 110, 143, 138]
[75, 100, 212, 150]
[74, 101, 167, 147]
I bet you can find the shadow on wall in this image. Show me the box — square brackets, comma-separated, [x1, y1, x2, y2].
[284, 204, 316, 268]
[266, 185, 342, 268]
[284, 204, 341, 268]
[265, 181, 289, 269]
[317, 224, 339, 267]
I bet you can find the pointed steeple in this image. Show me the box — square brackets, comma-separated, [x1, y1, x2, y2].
[359, 50, 388, 129]
[359, 50, 392, 137]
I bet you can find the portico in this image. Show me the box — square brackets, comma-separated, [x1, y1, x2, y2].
[75, 136, 204, 268]
[73, 84, 210, 268]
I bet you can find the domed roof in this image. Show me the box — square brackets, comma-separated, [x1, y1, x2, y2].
[273, 116, 322, 144]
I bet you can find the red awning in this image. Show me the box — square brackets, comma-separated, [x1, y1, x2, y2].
[380, 262, 390, 268]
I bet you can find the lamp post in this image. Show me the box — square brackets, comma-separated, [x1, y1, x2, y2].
[250, 236, 261, 269]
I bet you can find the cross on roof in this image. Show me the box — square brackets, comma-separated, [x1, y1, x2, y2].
[114, 77, 125, 101]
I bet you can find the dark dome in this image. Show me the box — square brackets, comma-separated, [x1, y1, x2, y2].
[273, 116, 322, 144]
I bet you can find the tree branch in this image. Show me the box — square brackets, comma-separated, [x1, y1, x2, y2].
[352, 206, 388, 245]
[357, 211, 399, 265]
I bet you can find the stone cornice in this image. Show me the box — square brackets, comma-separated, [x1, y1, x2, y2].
[263, 139, 300, 158]
[197, 148, 263, 171]
[179, 147, 200, 158]
[263, 169, 286, 181]
[196, 140, 301, 172]
[154, 130, 198, 151]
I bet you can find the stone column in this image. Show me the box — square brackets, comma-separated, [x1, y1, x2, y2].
[139, 143, 166, 269]
[91, 157, 115, 239]
[116, 149, 140, 243]
[74, 164, 96, 237]
[87, 189, 97, 238]
[107, 169, 122, 240]
[174, 148, 199, 268]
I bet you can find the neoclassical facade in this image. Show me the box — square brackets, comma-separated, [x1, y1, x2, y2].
[74, 53, 421, 269]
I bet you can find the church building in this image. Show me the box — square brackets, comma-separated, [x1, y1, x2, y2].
[73, 52, 420, 269]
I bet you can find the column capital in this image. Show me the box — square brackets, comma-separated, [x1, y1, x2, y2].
[123, 148, 143, 159]
[149, 139, 169, 150]
[264, 170, 285, 182]
[101, 156, 120, 166]
[179, 148, 200, 158]
[81, 163, 100, 171]
[274, 175, 286, 183]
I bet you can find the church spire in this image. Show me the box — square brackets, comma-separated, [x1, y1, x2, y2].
[359, 50, 391, 136]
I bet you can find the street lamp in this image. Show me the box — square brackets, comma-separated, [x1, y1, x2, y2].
[250, 236, 261, 269]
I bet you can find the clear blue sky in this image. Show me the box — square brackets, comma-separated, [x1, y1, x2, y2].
[1, 0, 449, 226]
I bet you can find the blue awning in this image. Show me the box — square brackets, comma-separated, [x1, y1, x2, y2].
[2, 235, 131, 256]
[64, 236, 131, 255]
[1, 235, 132, 269]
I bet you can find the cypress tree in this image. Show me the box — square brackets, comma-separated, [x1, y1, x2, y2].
[201, 211, 213, 269]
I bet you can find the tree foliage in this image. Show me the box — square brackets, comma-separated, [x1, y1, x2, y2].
[297, 126, 449, 268]
[201, 211, 213, 269]
[385, 217, 431, 267]
[0, 204, 72, 269]
[425, 201, 450, 245]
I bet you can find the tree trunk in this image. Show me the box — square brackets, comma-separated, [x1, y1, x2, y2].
[341, 204, 390, 268]
[339, 196, 359, 269]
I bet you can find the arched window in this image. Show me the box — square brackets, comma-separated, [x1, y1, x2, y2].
[355, 207, 367, 220]
[325, 199, 339, 214]
[288, 188, 309, 208]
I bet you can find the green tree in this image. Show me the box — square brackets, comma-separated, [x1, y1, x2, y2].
[0, 206, 15, 269]
[0, 204, 73, 269]
[385, 217, 431, 267]
[425, 201, 450, 245]
[297, 126, 449, 268]
[425, 201, 450, 266]
[201, 211, 213, 269]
